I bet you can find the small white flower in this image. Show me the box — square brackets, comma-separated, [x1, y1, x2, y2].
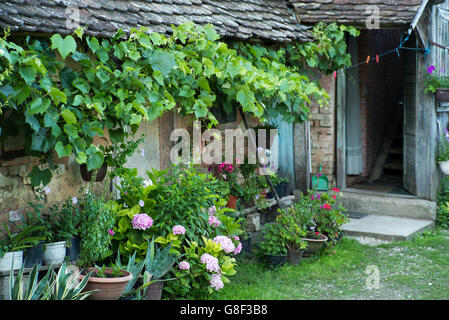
[257, 146, 264, 153]
[141, 149, 145, 157]
[43, 186, 51, 194]
[143, 179, 153, 187]
[139, 200, 145, 207]
[72, 197, 78, 205]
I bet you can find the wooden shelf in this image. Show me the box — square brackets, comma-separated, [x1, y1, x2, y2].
[0, 263, 63, 277]
[237, 195, 296, 216]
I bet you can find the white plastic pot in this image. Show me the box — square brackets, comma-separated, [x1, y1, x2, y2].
[439, 160, 449, 175]
[43, 241, 66, 265]
[0, 251, 23, 272]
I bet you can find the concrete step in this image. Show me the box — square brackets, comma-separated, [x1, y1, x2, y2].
[338, 189, 436, 221]
[343, 215, 434, 244]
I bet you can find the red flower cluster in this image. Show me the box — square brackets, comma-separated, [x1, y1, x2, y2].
[320, 203, 332, 210]
[218, 162, 234, 173]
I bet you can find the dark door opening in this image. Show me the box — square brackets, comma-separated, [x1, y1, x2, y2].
[344, 29, 411, 196]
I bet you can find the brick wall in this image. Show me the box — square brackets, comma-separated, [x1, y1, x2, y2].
[310, 74, 336, 184]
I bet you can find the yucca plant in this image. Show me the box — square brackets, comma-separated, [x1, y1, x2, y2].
[8, 262, 95, 300]
[46, 263, 96, 300]
[135, 238, 179, 293]
[8, 262, 51, 300]
[115, 251, 145, 297]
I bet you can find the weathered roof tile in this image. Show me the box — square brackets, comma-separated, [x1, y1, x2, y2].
[289, 0, 422, 26]
[0, 0, 310, 42]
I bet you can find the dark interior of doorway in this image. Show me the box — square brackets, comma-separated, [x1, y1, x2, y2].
[345, 29, 411, 196]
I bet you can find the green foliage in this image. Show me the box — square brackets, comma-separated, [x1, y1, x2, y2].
[142, 238, 178, 281]
[110, 163, 242, 299]
[424, 73, 449, 93]
[276, 208, 307, 251]
[115, 251, 145, 296]
[294, 188, 349, 243]
[287, 22, 360, 74]
[436, 132, 449, 162]
[22, 189, 81, 243]
[0, 223, 45, 258]
[9, 262, 94, 300]
[258, 222, 287, 256]
[0, 22, 333, 186]
[437, 177, 449, 229]
[77, 191, 119, 267]
[167, 237, 237, 299]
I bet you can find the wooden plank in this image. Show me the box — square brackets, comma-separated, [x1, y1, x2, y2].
[336, 69, 346, 189]
[158, 111, 174, 170]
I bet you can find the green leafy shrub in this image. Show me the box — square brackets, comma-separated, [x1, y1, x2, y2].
[437, 177, 449, 229]
[77, 191, 119, 267]
[258, 223, 287, 256]
[110, 164, 242, 299]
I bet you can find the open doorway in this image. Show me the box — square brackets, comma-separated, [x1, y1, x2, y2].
[343, 29, 412, 196]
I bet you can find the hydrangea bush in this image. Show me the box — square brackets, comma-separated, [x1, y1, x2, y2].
[109, 164, 243, 298]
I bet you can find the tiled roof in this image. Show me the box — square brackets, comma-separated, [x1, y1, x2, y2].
[0, 0, 312, 42]
[289, 0, 423, 27]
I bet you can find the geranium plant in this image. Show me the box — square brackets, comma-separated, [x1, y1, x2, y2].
[424, 65, 449, 93]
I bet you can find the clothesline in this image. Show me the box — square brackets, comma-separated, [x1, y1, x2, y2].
[307, 34, 432, 82]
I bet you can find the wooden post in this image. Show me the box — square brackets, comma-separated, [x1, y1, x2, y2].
[336, 69, 347, 189]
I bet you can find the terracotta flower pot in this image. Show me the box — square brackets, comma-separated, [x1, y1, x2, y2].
[79, 267, 133, 300]
[227, 195, 238, 209]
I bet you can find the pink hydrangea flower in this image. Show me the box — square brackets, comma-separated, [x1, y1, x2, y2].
[200, 253, 220, 273]
[179, 261, 190, 270]
[209, 215, 221, 227]
[172, 225, 186, 235]
[131, 213, 153, 230]
[208, 205, 216, 215]
[213, 236, 235, 253]
[210, 273, 224, 290]
[233, 241, 242, 255]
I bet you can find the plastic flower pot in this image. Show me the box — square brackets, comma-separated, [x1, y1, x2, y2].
[65, 236, 81, 262]
[80, 163, 108, 182]
[144, 281, 164, 300]
[435, 88, 449, 102]
[43, 241, 66, 265]
[0, 251, 23, 272]
[301, 234, 328, 256]
[227, 195, 238, 209]
[79, 267, 133, 300]
[241, 237, 252, 255]
[439, 160, 449, 175]
[264, 254, 287, 269]
[24, 240, 44, 268]
[287, 249, 304, 265]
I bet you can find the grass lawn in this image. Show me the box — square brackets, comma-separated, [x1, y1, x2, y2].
[209, 230, 449, 300]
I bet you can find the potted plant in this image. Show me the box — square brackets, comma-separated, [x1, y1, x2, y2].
[135, 238, 178, 300]
[277, 208, 308, 265]
[424, 66, 449, 102]
[311, 188, 349, 244]
[437, 128, 449, 175]
[77, 191, 129, 300]
[215, 162, 243, 209]
[0, 222, 45, 272]
[258, 222, 287, 268]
